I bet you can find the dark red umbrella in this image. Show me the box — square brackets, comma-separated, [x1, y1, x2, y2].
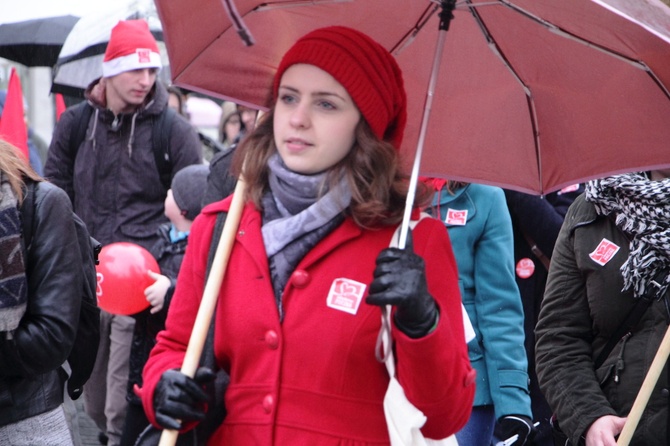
[154, 0, 670, 197]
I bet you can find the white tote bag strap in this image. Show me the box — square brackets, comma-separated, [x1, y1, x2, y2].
[377, 214, 459, 446]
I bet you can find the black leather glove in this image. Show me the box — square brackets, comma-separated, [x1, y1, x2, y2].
[153, 367, 215, 430]
[367, 229, 438, 338]
[498, 415, 535, 446]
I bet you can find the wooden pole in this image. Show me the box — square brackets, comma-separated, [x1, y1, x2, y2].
[159, 175, 246, 446]
[616, 323, 670, 445]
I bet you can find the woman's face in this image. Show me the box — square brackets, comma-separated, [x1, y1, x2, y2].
[273, 64, 361, 175]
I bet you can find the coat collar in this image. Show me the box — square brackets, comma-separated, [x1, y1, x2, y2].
[431, 184, 478, 225]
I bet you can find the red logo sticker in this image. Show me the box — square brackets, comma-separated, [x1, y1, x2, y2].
[516, 258, 535, 279]
[136, 48, 151, 63]
[589, 238, 620, 266]
[326, 278, 366, 315]
[445, 208, 468, 226]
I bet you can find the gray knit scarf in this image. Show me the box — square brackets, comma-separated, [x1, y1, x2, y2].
[585, 172, 670, 298]
[0, 173, 28, 332]
[262, 154, 351, 319]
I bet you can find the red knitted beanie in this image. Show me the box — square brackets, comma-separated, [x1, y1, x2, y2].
[102, 20, 162, 78]
[274, 26, 407, 150]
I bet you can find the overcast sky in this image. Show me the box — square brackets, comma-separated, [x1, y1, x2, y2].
[1, 0, 127, 23]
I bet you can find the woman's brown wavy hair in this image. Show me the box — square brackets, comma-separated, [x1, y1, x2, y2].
[231, 108, 431, 229]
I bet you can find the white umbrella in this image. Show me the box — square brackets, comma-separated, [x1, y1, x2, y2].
[51, 0, 169, 97]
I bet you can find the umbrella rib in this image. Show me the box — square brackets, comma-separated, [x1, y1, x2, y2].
[466, 1, 544, 192]
[389, 3, 439, 55]
[223, 0, 255, 46]
[497, 0, 670, 100]
[221, 0, 353, 48]
[468, 0, 670, 192]
[254, 0, 353, 11]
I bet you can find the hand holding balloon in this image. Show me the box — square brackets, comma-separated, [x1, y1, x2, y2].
[95, 242, 160, 315]
[145, 270, 170, 314]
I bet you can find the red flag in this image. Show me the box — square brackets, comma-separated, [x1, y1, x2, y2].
[55, 93, 67, 121]
[0, 68, 29, 160]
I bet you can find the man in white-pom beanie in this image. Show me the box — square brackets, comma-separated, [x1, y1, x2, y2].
[45, 19, 202, 446]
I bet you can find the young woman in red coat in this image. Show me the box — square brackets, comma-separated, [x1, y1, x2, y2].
[140, 26, 475, 445]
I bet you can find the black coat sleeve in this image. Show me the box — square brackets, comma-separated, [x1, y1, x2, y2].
[0, 182, 83, 377]
[202, 147, 237, 206]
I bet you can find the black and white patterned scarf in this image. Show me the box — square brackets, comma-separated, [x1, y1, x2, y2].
[0, 172, 28, 332]
[261, 154, 351, 318]
[585, 172, 670, 298]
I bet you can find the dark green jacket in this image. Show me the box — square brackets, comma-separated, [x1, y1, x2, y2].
[535, 194, 669, 446]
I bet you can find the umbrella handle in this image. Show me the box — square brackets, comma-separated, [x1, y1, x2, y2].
[616, 322, 670, 446]
[158, 175, 246, 446]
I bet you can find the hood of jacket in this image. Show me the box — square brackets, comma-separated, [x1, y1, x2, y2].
[82, 77, 169, 157]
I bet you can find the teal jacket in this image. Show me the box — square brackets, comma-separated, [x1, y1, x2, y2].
[430, 183, 531, 419]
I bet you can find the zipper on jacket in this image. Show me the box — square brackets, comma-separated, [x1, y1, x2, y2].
[614, 332, 632, 383]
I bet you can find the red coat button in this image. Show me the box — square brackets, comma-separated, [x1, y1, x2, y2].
[291, 269, 311, 288]
[264, 330, 279, 349]
[464, 368, 477, 387]
[262, 394, 274, 413]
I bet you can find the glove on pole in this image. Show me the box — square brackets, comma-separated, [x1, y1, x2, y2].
[154, 367, 216, 430]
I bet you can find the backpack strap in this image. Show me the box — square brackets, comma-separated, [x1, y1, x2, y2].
[201, 211, 228, 369]
[152, 107, 176, 191]
[196, 211, 230, 441]
[68, 102, 94, 160]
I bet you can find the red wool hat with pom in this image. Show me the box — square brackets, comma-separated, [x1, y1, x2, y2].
[273, 26, 407, 150]
[102, 20, 162, 78]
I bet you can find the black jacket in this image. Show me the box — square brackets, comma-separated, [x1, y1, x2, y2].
[536, 194, 669, 446]
[202, 145, 237, 207]
[127, 224, 188, 405]
[0, 181, 83, 426]
[44, 79, 202, 251]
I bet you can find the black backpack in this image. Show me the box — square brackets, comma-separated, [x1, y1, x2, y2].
[22, 181, 102, 400]
[68, 101, 176, 190]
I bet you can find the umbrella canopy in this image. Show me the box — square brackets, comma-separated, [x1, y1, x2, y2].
[154, 0, 670, 195]
[0, 15, 79, 67]
[52, 0, 169, 97]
